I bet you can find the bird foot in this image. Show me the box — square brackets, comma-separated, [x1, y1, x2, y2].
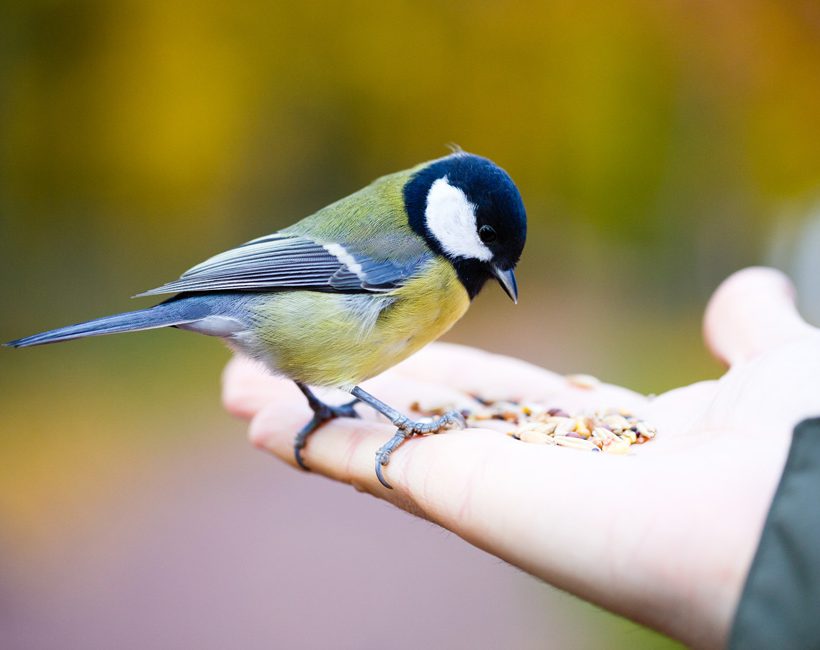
[394, 409, 466, 435]
[293, 398, 360, 470]
[374, 410, 466, 489]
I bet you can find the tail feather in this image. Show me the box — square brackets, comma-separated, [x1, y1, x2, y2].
[4, 299, 212, 349]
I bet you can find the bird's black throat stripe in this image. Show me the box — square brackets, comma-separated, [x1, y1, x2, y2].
[450, 258, 493, 300]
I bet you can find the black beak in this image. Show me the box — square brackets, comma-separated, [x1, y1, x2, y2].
[492, 266, 518, 304]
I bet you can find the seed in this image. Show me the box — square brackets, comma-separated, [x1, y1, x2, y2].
[566, 374, 601, 389]
[604, 415, 629, 432]
[471, 408, 496, 421]
[555, 435, 599, 451]
[519, 430, 554, 444]
[602, 414, 629, 433]
[516, 423, 558, 444]
[603, 438, 631, 455]
[480, 420, 518, 433]
[521, 402, 545, 417]
[413, 396, 656, 455]
[573, 417, 591, 437]
[409, 399, 451, 416]
[554, 417, 575, 437]
[592, 426, 618, 443]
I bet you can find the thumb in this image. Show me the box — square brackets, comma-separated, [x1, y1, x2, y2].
[704, 267, 814, 367]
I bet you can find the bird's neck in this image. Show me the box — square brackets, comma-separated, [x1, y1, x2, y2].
[451, 258, 492, 300]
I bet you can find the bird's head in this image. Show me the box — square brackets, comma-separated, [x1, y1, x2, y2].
[404, 152, 527, 302]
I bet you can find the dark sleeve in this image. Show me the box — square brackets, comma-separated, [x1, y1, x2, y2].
[729, 417, 820, 650]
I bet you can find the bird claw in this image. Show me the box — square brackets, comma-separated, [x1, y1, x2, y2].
[375, 410, 466, 488]
[374, 429, 411, 489]
[296, 383, 467, 488]
[293, 398, 360, 470]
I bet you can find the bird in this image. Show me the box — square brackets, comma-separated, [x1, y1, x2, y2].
[5, 151, 527, 488]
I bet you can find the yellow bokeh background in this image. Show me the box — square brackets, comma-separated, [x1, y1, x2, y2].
[2, 2, 818, 648]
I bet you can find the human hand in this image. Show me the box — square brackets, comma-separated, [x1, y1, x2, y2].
[223, 267, 820, 649]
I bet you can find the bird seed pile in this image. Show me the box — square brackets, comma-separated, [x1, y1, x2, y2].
[412, 395, 656, 455]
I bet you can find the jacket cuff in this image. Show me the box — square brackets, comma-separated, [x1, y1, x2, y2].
[729, 417, 820, 649]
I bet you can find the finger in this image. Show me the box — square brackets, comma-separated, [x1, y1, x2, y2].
[223, 351, 483, 423]
[644, 380, 717, 439]
[224, 343, 650, 424]
[245, 378, 479, 502]
[394, 343, 646, 409]
[703, 267, 815, 366]
[247, 390, 584, 518]
[394, 343, 565, 399]
[247, 394, 650, 620]
[248, 374, 486, 463]
[222, 355, 287, 419]
[222, 344, 565, 421]
[248, 392, 392, 471]
[241, 361, 517, 493]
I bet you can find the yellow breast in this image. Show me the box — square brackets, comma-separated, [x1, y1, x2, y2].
[248, 258, 470, 388]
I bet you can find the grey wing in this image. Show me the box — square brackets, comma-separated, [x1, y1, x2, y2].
[136, 233, 431, 297]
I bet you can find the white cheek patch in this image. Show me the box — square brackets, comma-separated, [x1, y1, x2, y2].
[424, 177, 493, 261]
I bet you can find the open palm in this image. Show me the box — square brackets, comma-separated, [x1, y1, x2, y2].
[223, 267, 820, 649]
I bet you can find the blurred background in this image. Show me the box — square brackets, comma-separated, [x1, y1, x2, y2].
[2, 1, 819, 648]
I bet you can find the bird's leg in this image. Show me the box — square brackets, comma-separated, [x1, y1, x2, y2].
[375, 429, 412, 489]
[350, 385, 466, 489]
[293, 382, 360, 470]
[350, 386, 466, 434]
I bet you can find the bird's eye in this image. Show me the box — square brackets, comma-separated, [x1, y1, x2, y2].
[478, 225, 497, 244]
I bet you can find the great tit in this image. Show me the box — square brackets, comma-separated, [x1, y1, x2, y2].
[6, 151, 527, 487]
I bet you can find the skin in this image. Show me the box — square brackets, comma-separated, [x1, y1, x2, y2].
[222, 267, 820, 649]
